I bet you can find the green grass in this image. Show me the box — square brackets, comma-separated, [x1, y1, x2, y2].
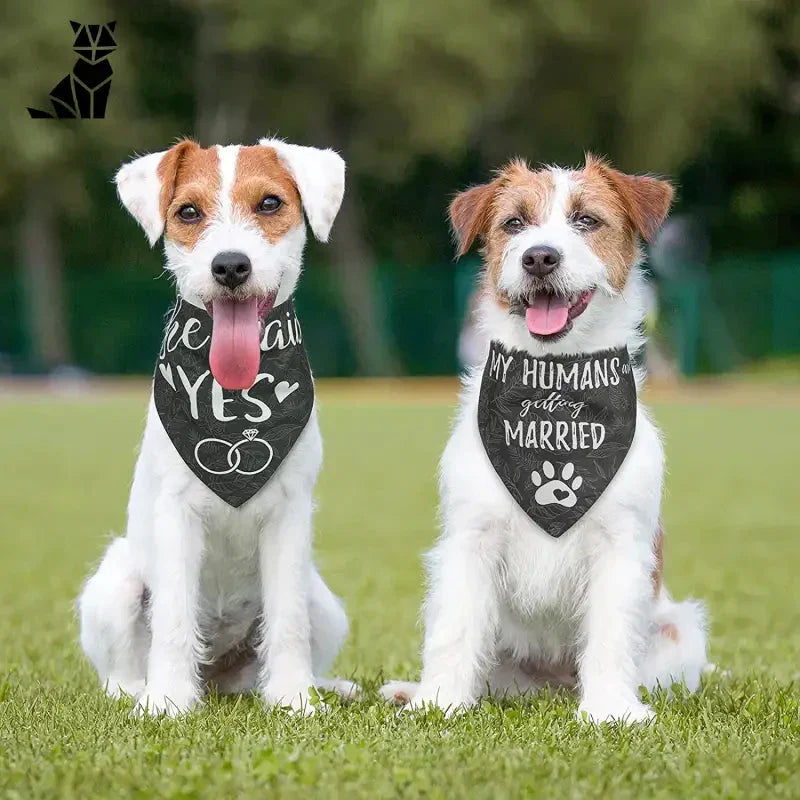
[1, 385, 799, 798]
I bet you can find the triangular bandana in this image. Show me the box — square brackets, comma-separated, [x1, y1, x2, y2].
[153, 296, 314, 507]
[477, 341, 637, 537]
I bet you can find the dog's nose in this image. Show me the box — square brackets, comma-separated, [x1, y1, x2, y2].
[211, 251, 252, 289]
[522, 246, 561, 276]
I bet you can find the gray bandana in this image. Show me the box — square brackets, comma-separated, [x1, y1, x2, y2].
[477, 341, 637, 537]
[153, 296, 314, 507]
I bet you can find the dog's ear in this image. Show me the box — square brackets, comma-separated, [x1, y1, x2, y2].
[115, 140, 197, 246]
[586, 155, 674, 242]
[259, 139, 345, 242]
[617, 172, 673, 242]
[449, 182, 496, 258]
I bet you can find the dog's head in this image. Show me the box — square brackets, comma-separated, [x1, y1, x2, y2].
[115, 138, 345, 389]
[450, 155, 672, 350]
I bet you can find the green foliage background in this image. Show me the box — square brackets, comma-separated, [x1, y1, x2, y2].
[1, 0, 798, 374]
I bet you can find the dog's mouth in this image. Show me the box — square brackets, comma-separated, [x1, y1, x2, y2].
[204, 293, 277, 390]
[513, 289, 595, 341]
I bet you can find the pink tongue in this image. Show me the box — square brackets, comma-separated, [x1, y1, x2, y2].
[526, 294, 570, 336]
[209, 297, 261, 390]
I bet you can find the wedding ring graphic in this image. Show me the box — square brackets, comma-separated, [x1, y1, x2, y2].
[194, 429, 273, 476]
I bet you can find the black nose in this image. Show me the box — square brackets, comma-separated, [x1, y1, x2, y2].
[522, 246, 561, 276]
[211, 251, 252, 289]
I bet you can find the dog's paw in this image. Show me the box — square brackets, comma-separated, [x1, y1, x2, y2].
[578, 695, 655, 725]
[105, 676, 145, 700]
[379, 680, 418, 707]
[316, 677, 361, 703]
[133, 686, 199, 718]
[262, 683, 320, 716]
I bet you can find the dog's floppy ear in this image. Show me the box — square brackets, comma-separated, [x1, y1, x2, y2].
[449, 181, 497, 258]
[259, 138, 345, 242]
[585, 154, 674, 242]
[615, 172, 673, 242]
[115, 140, 197, 246]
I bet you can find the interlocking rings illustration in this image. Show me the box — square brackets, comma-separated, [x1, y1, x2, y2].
[194, 428, 273, 476]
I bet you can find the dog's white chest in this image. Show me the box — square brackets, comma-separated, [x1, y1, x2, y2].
[501, 509, 590, 619]
[197, 517, 262, 656]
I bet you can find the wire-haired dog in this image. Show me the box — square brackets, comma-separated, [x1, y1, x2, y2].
[382, 156, 708, 723]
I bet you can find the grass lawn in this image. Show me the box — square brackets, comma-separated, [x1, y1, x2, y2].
[1, 381, 799, 798]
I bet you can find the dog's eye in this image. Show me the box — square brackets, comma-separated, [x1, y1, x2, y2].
[503, 217, 524, 233]
[257, 195, 282, 214]
[177, 204, 202, 223]
[573, 213, 600, 230]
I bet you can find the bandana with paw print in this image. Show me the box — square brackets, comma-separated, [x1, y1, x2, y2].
[477, 341, 637, 537]
[153, 296, 314, 507]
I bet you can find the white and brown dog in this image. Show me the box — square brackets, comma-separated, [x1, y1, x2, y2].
[78, 138, 355, 716]
[382, 156, 708, 723]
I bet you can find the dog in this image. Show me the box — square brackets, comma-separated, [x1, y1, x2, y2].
[28, 21, 117, 119]
[381, 155, 708, 723]
[78, 138, 356, 716]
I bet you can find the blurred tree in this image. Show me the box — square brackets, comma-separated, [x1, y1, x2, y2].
[678, 0, 800, 253]
[0, 1, 154, 369]
[0, 0, 793, 376]
[472, 0, 772, 171]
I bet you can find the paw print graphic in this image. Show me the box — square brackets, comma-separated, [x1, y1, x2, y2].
[531, 461, 583, 508]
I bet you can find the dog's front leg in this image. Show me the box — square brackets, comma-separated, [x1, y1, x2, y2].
[135, 497, 204, 717]
[578, 526, 655, 725]
[411, 529, 500, 714]
[258, 494, 316, 715]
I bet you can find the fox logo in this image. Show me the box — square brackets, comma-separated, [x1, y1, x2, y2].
[27, 21, 117, 119]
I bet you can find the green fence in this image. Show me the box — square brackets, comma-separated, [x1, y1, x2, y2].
[660, 253, 800, 375]
[0, 261, 462, 377]
[2, 253, 799, 377]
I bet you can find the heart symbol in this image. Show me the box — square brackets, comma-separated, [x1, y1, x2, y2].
[158, 363, 176, 390]
[274, 380, 300, 403]
[553, 488, 569, 501]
